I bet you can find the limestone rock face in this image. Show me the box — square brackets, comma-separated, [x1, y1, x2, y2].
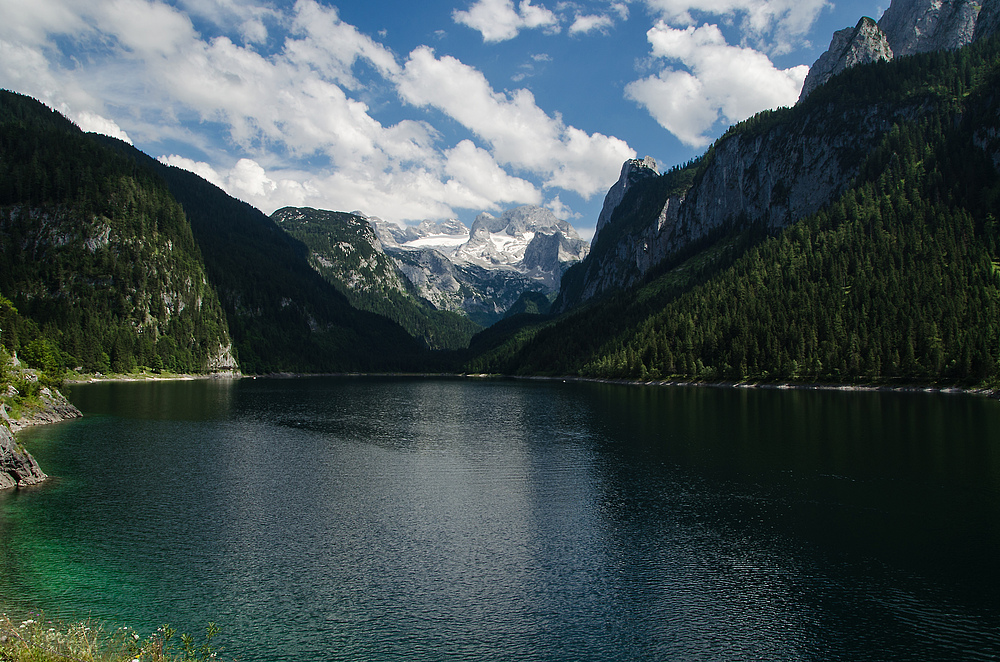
[594, 157, 659, 243]
[368, 205, 587, 323]
[556, 89, 927, 311]
[975, 0, 1000, 39]
[799, 0, 982, 101]
[1, 385, 82, 490]
[0, 424, 46, 489]
[879, 0, 981, 57]
[799, 17, 894, 100]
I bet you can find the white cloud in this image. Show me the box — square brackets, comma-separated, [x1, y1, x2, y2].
[0, 0, 647, 225]
[73, 111, 133, 144]
[569, 14, 615, 35]
[396, 46, 634, 198]
[626, 22, 808, 147]
[453, 0, 560, 42]
[228, 158, 276, 198]
[640, 0, 829, 53]
[444, 140, 542, 208]
[159, 154, 225, 188]
[545, 195, 580, 221]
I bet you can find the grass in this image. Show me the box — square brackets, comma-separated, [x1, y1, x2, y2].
[0, 615, 222, 662]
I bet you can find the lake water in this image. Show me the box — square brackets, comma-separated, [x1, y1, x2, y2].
[2, 377, 1000, 660]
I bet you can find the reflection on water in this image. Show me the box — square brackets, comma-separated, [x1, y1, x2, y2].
[2, 377, 999, 661]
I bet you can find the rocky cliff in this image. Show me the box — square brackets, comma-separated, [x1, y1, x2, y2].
[800, 0, 984, 99]
[975, 0, 1000, 40]
[0, 423, 46, 489]
[593, 157, 660, 243]
[1, 381, 81, 490]
[556, 0, 1000, 313]
[799, 17, 893, 99]
[556, 95, 910, 310]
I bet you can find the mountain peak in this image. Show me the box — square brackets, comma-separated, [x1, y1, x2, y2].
[799, 0, 983, 100]
[594, 157, 659, 244]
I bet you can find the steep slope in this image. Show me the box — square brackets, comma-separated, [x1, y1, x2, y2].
[593, 156, 660, 242]
[271, 207, 480, 350]
[556, 0, 1000, 313]
[0, 91, 236, 375]
[89, 138, 425, 374]
[470, 32, 1000, 386]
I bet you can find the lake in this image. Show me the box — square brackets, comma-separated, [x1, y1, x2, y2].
[2, 377, 1000, 660]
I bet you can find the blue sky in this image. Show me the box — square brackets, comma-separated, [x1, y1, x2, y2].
[0, 0, 886, 238]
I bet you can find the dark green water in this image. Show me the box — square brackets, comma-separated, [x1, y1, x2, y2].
[2, 377, 1000, 660]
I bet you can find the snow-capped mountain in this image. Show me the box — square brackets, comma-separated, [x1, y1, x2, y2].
[373, 205, 588, 287]
[310, 205, 587, 326]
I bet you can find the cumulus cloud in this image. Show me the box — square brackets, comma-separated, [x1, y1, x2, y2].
[625, 22, 808, 147]
[545, 195, 580, 222]
[568, 14, 615, 35]
[159, 154, 225, 188]
[73, 111, 133, 144]
[453, 0, 560, 42]
[640, 0, 828, 53]
[444, 140, 542, 208]
[0, 0, 642, 224]
[396, 46, 634, 198]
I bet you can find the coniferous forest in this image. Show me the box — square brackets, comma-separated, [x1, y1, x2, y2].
[465, 37, 1000, 387]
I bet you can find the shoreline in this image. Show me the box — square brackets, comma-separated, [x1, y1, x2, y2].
[62, 370, 242, 385]
[506, 374, 1000, 399]
[1, 386, 81, 489]
[62, 369, 1000, 401]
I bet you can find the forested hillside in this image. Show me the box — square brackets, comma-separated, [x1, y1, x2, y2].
[467, 36, 1000, 387]
[0, 91, 234, 376]
[94, 140, 428, 374]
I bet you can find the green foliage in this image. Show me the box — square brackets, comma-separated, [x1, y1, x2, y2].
[504, 291, 552, 318]
[0, 91, 232, 377]
[89, 139, 429, 374]
[0, 615, 224, 662]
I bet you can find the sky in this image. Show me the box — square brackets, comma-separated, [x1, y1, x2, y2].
[0, 0, 887, 239]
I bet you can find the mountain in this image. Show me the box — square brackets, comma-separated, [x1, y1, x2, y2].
[371, 204, 588, 325]
[555, 0, 1000, 315]
[799, 0, 986, 99]
[468, 0, 1000, 387]
[91, 142, 426, 374]
[0, 91, 424, 376]
[593, 156, 660, 243]
[270, 206, 480, 350]
[0, 90, 236, 376]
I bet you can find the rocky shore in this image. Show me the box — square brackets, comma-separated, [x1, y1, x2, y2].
[1, 386, 82, 490]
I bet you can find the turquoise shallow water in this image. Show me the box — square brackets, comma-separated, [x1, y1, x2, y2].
[2, 377, 1000, 660]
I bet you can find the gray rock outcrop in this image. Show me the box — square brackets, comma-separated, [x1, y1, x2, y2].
[975, 0, 1000, 39]
[800, 0, 983, 101]
[594, 157, 659, 243]
[0, 423, 46, 489]
[1, 385, 82, 489]
[879, 0, 981, 57]
[799, 17, 893, 100]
